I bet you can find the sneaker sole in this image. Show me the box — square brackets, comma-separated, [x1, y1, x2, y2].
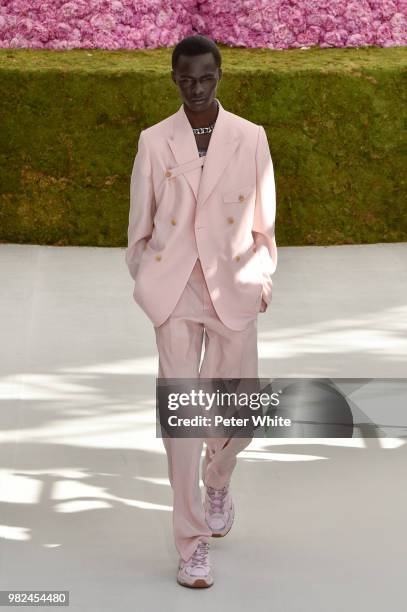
[177, 577, 214, 588]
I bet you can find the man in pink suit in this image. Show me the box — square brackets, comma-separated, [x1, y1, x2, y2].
[125, 35, 277, 588]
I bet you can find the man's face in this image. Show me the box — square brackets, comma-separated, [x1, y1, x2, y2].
[172, 52, 222, 113]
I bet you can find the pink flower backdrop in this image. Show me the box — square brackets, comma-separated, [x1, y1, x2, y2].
[0, 0, 406, 50]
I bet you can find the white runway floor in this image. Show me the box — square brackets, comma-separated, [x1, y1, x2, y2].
[1, 242, 406, 611]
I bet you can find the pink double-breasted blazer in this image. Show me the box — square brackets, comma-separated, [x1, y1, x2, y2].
[125, 97, 277, 331]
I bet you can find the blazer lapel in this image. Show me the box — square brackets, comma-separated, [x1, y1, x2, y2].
[167, 97, 240, 206]
[167, 103, 201, 200]
[196, 99, 240, 209]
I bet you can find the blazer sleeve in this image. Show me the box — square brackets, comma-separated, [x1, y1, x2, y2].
[125, 130, 156, 282]
[252, 125, 278, 305]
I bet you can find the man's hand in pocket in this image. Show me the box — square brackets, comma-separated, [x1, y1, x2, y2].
[259, 297, 268, 313]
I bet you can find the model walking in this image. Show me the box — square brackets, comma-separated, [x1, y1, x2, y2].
[125, 35, 277, 588]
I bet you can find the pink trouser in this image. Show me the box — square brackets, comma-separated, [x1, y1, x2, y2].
[154, 257, 258, 562]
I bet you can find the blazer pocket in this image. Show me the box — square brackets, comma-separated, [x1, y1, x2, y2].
[222, 183, 256, 204]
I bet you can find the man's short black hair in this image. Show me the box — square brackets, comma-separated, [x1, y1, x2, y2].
[172, 35, 222, 71]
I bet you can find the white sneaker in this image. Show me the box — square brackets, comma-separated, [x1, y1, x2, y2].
[204, 484, 235, 537]
[177, 539, 214, 588]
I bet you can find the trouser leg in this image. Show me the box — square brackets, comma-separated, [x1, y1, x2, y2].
[199, 317, 259, 489]
[154, 262, 212, 562]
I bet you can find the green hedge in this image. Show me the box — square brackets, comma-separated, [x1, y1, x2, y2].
[0, 46, 406, 246]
